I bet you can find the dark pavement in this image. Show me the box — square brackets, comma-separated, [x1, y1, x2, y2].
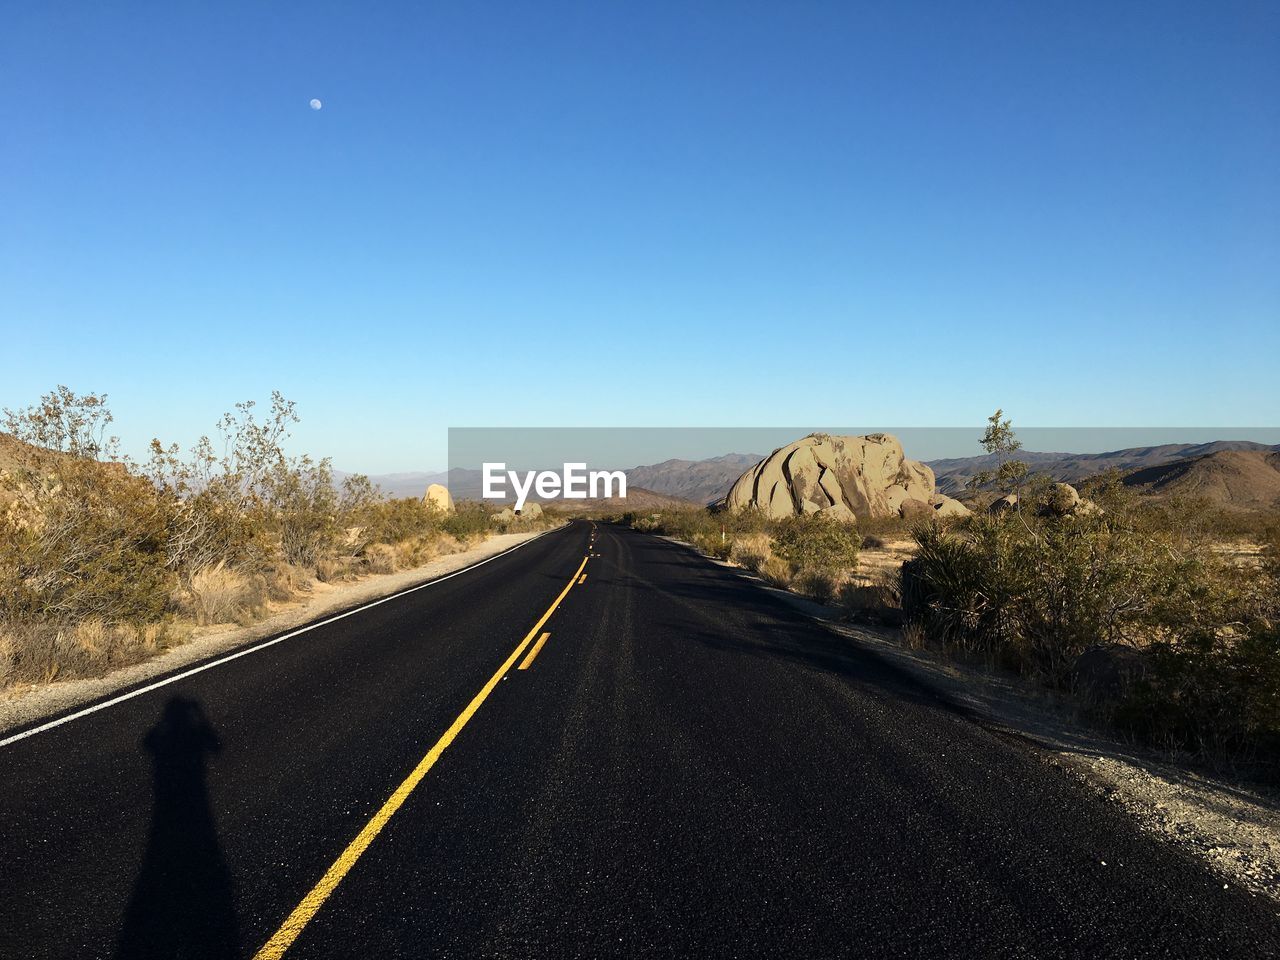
[1, 519, 1277, 959]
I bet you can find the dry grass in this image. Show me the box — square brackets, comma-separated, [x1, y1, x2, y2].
[759, 556, 793, 589]
[0, 619, 191, 686]
[360, 543, 397, 575]
[838, 574, 902, 622]
[794, 569, 839, 604]
[176, 563, 268, 627]
[730, 532, 773, 573]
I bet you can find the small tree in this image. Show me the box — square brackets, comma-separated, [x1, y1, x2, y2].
[966, 409, 1029, 501]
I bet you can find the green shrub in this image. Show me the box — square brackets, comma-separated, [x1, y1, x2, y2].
[0, 460, 175, 624]
[442, 501, 495, 542]
[770, 514, 860, 576]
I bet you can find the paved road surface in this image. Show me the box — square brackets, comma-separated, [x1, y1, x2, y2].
[2, 520, 1277, 958]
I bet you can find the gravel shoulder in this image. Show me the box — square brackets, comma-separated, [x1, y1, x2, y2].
[0, 528, 556, 738]
[662, 535, 1280, 905]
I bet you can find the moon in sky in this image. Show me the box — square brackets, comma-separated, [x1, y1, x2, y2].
[309, 99, 323, 110]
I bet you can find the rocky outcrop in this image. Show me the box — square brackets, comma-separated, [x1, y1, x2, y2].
[518, 501, 543, 519]
[423, 483, 454, 514]
[986, 483, 1091, 517]
[724, 433, 970, 521]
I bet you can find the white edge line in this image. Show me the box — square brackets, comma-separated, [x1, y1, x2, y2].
[0, 528, 561, 750]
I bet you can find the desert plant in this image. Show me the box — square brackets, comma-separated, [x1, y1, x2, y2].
[770, 514, 860, 576]
[758, 556, 793, 589]
[794, 569, 838, 604]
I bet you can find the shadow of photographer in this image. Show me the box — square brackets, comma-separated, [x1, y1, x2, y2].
[118, 696, 241, 959]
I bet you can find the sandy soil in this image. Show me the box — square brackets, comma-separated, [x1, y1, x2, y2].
[0, 529, 554, 738]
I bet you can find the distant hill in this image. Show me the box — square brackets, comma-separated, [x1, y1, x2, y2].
[332, 469, 450, 499]
[928, 441, 1280, 495]
[623, 453, 762, 505]
[1121, 449, 1280, 508]
[346, 454, 763, 505]
[548, 486, 699, 514]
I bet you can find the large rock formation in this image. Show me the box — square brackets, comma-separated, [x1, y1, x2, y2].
[423, 483, 454, 514]
[724, 433, 968, 521]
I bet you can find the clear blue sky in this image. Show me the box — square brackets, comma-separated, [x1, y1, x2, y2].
[3, 2, 1277, 472]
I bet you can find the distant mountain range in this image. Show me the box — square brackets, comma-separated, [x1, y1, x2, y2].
[340, 453, 764, 505]
[926, 441, 1280, 495]
[342, 439, 1280, 511]
[622, 453, 762, 505]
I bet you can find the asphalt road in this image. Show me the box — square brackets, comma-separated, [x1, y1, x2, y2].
[1, 519, 1277, 959]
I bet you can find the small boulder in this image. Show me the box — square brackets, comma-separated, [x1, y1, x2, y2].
[988, 494, 1019, 514]
[1041, 482, 1082, 517]
[928, 494, 970, 518]
[423, 483, 454, 514]
[518, 501, 544, 519]
[492, 507, 515, 522]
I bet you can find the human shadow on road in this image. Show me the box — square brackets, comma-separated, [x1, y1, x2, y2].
[117, 696, 241, 960]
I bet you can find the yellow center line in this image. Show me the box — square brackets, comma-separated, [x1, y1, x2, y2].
[578, 573, 587, 584]
[517, 632, 551, 670]
[253, 553, 590, 960]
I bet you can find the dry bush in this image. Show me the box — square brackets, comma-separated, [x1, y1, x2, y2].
[263, 561, 310, 602]
[314, 556, 357, 583]
[359, 543, 398, 575]
[693, 531, 733, 560]
[901, 621, 928, 650]
[759, 556, 793, 589]
[730, 533, 773, 572]
[0, 619, 188, 686]
[838, 575, 902, 623]
[904, 484, 1280, 761]
[176, 564, 268, 627]
[0, 632, 14, 689]
[0, 459, 174, 624]
[393, 536, 439, 569]
[794, 569, 838, 604]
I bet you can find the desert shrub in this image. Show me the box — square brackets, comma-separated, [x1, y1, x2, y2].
[177, 564, 268, 626]
[353, 497, 443, 546]
[758, 556, 793, 589]
[838, 576, 902, 623]
[730, 532, 773, 572]
[442, 502, 495, 542]
[0, 459, 175, 624]
[770, 514, 860, 576]
[360, 543, 398, 575]
[1118, 623, 1280, 758]
[905, 416, 1280, 758]
[794, 569, 838, 604]
[0, 619, 189, 685]
[693, 531, 733, 560]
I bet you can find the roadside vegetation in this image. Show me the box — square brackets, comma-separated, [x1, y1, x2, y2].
[619, 411, 1280, 769]
[905, 413, 1280, 764]
[0, 387, 540, 690]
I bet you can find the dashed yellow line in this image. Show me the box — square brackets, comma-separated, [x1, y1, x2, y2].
[252, 553, 590, 960]
[579, 573, 587, 584]
[517, 632, 551, 670]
